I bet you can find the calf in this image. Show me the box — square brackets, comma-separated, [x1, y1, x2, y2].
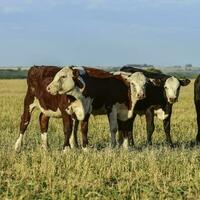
[47, 67, 148, 148]
[118, 66, 190, 147]
[194, 75, 200, 143]
[15, 66, 87, 152]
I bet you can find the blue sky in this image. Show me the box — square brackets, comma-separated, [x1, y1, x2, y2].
[0, 0, 200, 67]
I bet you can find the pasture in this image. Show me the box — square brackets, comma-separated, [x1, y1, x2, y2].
[0, 79, 200, 199]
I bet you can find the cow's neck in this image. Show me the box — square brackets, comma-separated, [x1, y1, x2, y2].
[126, 84, 138, 118]
[116, 83, 139, 121]
[66, 86, 84, 100]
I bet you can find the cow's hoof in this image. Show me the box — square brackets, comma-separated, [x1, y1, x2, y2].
[82, 147, 89, 152]
[14, 141, 22, 153]
[62, 146, 71, 153]
[41, 144, 50, 152]
[166, 142, 174, 148]
[195, 140, 200, 145]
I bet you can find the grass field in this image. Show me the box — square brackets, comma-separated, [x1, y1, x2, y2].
[0, 79, 200, 199]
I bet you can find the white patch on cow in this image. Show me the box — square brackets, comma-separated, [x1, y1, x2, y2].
[154, 108, 169, 120]
[41, 132, 48, 150]
[65, 86, 85, 100]
[116, 82, 140, 121]
[47, 67, 75, 95]
[130, 72, 147, 99]
[69, 135, 76, 148]
[24, 121, 29, 126]
[29, 98, 62, 118]
[114, 71, 147, 121]
[66, 97, 93, 120]
[114, 71, 147, 100]
[164, 76, 180, 103]
[15, 133, 23, 152]
[123, 138, 129, 149]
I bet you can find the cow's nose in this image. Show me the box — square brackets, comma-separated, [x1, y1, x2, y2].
[169, 97, 177, 103]
[137, 93, 145, 100]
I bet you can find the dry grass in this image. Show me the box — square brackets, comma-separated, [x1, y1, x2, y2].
[0, 79, 200, 199]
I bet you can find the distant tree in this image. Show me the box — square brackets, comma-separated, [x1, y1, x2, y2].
[185, 64, 192, 68]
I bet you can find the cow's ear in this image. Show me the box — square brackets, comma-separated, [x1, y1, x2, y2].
[179, 79, 190, 86]
[117, 74, 130, 87]
[149, 78, 165, 86]
[73, 69, 80, 77]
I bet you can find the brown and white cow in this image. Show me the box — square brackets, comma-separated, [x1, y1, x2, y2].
[14, 66, 87, 153]
[47, 66, 148, 149]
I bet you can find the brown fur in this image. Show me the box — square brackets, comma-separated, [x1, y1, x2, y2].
[18, 66, 77, 150]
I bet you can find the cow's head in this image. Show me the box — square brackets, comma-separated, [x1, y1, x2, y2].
[151, 76, 190, 104]
[163, 76, 190, 104]
[117, 72, 147, 100]
[47, 67, 85, 95]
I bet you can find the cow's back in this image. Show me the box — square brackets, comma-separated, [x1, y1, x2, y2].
[194, 74, 200, 102]
[82, 70, 129, 110]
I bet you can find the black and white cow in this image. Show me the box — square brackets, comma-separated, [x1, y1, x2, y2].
[118, 66, 190, 147]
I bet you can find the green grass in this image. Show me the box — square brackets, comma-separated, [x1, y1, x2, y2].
[0, 79, 200, 199]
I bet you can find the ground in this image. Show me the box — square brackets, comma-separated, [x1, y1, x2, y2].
[0, 79, 200, 199]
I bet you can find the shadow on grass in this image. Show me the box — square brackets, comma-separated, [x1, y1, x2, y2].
[86, 139, 200, 152]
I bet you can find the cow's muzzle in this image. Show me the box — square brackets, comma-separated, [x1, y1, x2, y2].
[46, 85, 58, 95]
[168, 97, 178, 104]
[136, 93, 146, 100]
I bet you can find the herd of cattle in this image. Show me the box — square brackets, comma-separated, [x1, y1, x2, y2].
[14, 65, 200, 152]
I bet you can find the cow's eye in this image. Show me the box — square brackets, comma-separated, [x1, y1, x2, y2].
[164, 86, 168, 90]
[60, 75, 67, 79]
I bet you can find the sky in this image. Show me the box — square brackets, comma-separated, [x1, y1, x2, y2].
[0, 0, 200, 67]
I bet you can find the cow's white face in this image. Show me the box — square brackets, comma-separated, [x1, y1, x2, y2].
[116, 71, 147, 100]
[47, 67, 84, 95]
[127, 72, 147, 100]
[121, 72, 147, 100]
[164, 76, 180, 104]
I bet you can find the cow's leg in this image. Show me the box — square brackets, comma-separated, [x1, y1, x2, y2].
[145, 109, 155, 145]
[62, 112, 73, 151]
[117, 119, 124, 147]
[39, 113, 50, 150]
[118, 116, 135, 149]
[163, 105, 173, 147]
[195, 101, 200, 143]
[127, 115, 136, 147]
[108, 107, 118, 148]
[15, 89, 34, 152]
[81, 114, 90, 150]
[70, 119, 79, 148]
[163, 118, 173, 146]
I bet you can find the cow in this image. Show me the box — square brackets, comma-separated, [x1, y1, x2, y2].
[14, 65, 87, 153]
[47, 66, 148, 149]
[117, 66, 191, 147]
[194, 75, 200, 143]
